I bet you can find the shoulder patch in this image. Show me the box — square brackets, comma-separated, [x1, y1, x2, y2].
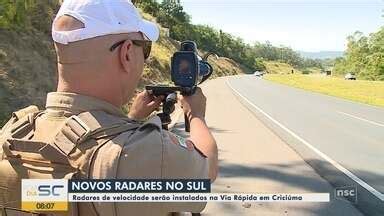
[168, 133, 194, 151]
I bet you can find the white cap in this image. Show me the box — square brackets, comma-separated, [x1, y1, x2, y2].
[52, 0, 159, 44]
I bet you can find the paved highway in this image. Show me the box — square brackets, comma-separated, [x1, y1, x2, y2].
[227, 75, 384, 201]
[174, 77, 363, 215]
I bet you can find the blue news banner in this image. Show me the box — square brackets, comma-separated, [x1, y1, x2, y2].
[68, 179, 211, 203]
[69, 179, 211, 193]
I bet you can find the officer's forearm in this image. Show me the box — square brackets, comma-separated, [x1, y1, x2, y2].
[189, 117, 218, 182]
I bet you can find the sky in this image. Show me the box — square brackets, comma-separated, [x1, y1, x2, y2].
[180, 0, 384, 52]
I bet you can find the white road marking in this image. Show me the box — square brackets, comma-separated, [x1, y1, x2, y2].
[225, 78, 384, 201]
[338, 111, 384, 128]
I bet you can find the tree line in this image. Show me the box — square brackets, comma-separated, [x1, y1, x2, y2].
[333, 29, 384, 81]
[137, 0, 322, 72]
[0, 0, 324, 72]
[0, 0, 60, 34]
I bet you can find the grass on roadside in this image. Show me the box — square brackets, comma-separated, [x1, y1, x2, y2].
[265, 74, 384, 108]
[264, 61, 302, 74]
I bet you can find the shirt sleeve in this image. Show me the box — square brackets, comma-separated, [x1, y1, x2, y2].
[161, 131, 209, 213]
[161, 131, 208, 179]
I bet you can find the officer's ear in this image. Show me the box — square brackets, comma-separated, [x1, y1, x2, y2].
[119, 40, 134, 74]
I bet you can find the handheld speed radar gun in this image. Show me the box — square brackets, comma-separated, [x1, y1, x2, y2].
[146, 41, 214, 131]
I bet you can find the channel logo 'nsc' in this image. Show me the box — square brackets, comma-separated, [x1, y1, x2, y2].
[21, 179, 68, 212]
[335, 186, 357, 204]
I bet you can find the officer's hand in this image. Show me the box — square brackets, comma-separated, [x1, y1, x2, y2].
[128, 91, 163, 121]
[179, 87, 206, 121]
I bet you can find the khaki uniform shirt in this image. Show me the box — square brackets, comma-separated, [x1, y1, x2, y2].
[3, 92, 208, 216]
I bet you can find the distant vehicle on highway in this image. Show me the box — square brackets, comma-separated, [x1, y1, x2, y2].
[344, 73, 356, 80]
[253, 71, 265, 77]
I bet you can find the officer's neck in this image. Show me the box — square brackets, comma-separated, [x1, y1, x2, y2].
[57, 78, 124, 108]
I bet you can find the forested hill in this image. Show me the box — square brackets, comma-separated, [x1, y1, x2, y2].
[138, 0, 324, 71]
[0, 1, 246, 126]
[2, 0, 380, 126]
[141, 0, 384, 80]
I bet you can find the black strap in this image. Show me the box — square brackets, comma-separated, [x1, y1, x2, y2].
[53, 111, 140, 156]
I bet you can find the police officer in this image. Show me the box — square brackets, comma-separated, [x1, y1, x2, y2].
[0, 0, 218, 215]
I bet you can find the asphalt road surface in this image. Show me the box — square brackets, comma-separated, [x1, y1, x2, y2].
[173, 77, 363, 215]
[227, 75, 384, 201]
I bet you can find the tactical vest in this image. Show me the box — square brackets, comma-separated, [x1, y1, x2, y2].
[0, 105, 140, 216]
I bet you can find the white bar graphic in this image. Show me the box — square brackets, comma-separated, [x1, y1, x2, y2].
[68, 193, 330, 202]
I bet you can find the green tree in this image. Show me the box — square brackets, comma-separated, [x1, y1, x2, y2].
[137, 0, 160, 17]
[334, 28, 384, 80]
[157, 0, 189, 30]
[0, 0, 60, 32]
